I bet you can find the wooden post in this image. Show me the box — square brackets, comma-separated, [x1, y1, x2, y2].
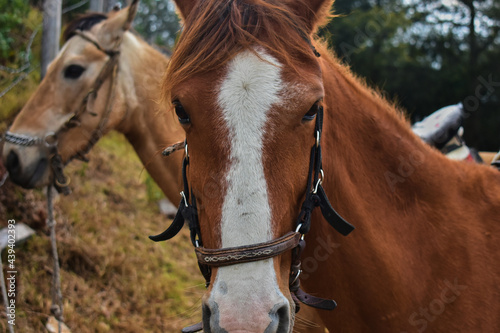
[89, 0, 104, 12]
[41, 0, 62, 79]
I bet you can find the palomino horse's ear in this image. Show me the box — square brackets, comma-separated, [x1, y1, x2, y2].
[289, 0, 334, 33]
[96, 0, 139, 48]
[172, 0, 198, 21]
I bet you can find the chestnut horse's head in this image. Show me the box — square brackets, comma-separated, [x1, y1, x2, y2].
[164, 0, 332, 331]
[2, 4, 138, 189]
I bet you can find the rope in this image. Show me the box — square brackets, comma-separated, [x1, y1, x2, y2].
[47, 186, 64, 333]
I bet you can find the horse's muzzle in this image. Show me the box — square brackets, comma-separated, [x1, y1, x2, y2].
[3, 146, 49, 188]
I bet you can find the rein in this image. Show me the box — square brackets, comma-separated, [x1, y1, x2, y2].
[151, 107, 355, 332]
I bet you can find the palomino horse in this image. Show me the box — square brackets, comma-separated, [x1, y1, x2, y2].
[1, 5, 184, 204]
[152, 0, 500, 332]
[1, 4, 326, 332]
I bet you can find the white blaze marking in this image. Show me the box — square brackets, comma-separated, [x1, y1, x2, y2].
[209, 49, 288, 329]
[219, 50, 281, 247]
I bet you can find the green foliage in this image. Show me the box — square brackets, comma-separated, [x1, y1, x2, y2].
[134, 0, 180, 50]
[0, 0, 30, 61]
[321, 0, 500, 150]
[0, 5, 42, 128]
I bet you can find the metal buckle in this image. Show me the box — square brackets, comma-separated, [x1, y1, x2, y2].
[180, 191, 188, 208]
[44, 132, 58, 148]
[55, 175, 71, 187]
[290, 269, 302, 285]
[313, 169, 324, 194]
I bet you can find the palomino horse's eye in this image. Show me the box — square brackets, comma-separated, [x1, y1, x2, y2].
[63, 65, 86, 79]
[173, 101, 190, 124]
[303, 103, 322, 121]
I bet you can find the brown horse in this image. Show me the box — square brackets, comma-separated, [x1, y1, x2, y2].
[2, 5, 184, 204]
[1, 4, 326, 332]
[156, 0, 500, 332]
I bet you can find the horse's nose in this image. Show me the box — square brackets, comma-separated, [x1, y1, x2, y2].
[202, 300, 290, 333]
[5, 150, 21, 177]
[267, 302, 290, 333]
[2, 146, 49, 188]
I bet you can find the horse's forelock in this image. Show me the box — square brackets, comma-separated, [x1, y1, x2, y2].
[163, 0, 318, 103]
[63, 13, 108, 42]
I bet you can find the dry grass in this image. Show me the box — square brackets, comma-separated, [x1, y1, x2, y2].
[0, 132, 205, 332]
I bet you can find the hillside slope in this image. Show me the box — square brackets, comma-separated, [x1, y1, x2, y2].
[0, 132, 204, 332]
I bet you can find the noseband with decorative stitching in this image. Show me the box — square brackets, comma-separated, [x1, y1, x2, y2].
[151, 106, 355, 333]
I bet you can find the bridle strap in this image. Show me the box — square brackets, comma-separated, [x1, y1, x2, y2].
[151, 108, 355, 315]
[66, 55, 119, 162]
[3, 132, 44, 147]
[196, 232, 301, 267]
[162, 141, 186, 156]
[72, 30, 119, 57]
[295, 108, 354, 236]
[150, 56, 355, 333]
[2, 29, 121, 194]
[61, 33, 120, 138]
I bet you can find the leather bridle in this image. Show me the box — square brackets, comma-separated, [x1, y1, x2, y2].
[151, 106, 355, 332]
[2, 29, 121, 195]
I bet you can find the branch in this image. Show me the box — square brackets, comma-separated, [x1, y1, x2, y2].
[62, 0, 89, 14]
[0, 27, 39, 74]
[478, 26, 500, 53]
[0, 67, 37, 99]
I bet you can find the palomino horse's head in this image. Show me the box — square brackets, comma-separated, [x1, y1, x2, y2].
[164, 0, 332, 331]
[2, 4, 138, 189]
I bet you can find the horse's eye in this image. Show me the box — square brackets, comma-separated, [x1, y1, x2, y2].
[174, 101, 190, 124]
[303, 103, 321, 121]
[64, 65, 86, 79]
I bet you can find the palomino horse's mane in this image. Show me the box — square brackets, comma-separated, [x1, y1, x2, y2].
[62, 13, 108, 42]
[163, 0, 319, 101]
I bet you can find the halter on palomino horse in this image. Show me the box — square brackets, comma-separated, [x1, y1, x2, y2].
[1, 3, 184, 204]
[151, 0, 500, 332]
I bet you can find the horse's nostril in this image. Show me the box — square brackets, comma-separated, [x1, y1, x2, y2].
[202, 302, 212, 333]
[6, 150, 20, 175]
[269, 303, 290, 333]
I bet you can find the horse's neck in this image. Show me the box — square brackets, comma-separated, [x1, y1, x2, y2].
[321, 53, 457, 215]
[115, 34, 184, 204]
[309, 49, 500, 330]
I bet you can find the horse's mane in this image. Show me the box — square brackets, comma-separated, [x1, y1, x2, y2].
[163, 0, 319, 101]
[63, 13, 108, 42]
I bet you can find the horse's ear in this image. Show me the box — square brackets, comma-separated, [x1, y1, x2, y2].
[96, 1, 139, 48]
[172, 0, 198, 21]
[289, 0, 333, 33]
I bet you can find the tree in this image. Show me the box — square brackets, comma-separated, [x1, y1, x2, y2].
[41, 0, 61, 78]
[134, 0, 180, 50]
[320, 0, 500, 150]
[89, 0, 103, 12]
